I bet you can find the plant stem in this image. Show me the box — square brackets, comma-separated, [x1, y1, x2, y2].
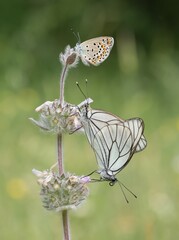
[57, 131, 71, 240]
[62, 210, 71, 240]
[57, 134, 64, 175]
[60, 63, 68, 106]
[58, 62, 70, 240]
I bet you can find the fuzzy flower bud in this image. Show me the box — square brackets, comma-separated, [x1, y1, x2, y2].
[29, 100, 83, 134]
[32, 169, 91, 212]
[59, 45, 79, 67]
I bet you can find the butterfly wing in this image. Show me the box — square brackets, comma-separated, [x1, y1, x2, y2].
[81, 109, 123, 145]
[81, 109, 146, 153]
[124, 118, 147, 153]
[92, 124, 133, 176]
[135, 135, 147, 152]
[76, 36, 114, 66]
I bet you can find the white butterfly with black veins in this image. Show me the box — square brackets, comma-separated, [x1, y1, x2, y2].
[78, 99, 147, 186]
[74, 36, 114, 66]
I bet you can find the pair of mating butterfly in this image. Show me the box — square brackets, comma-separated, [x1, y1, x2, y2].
[75, 36, 147, 200]
[77, 90, 147, 200]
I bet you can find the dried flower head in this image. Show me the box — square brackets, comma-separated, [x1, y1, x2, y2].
[32, 169, 91, 211]
[59, 45, 79, 67]
[29, 100, 83, 134]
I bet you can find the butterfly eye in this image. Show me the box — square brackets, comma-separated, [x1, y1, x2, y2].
[109, 181, 115, 186]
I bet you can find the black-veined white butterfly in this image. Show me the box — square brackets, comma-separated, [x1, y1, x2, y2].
[77, 97, 147, 189]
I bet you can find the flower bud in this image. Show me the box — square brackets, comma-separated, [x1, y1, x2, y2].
[29, 100, 82, 134]
[33, 169, 90, 212]
[59, 45, 79, 67]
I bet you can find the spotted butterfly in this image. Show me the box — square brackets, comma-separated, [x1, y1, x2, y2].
[75, 36, 114, 66]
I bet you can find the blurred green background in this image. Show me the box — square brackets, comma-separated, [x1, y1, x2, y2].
[1, 0, 179, 239]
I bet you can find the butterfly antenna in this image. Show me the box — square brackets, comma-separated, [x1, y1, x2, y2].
[71, 29, 81, 43]
[117, 181, 129, 203]
[85, 79, 90, 102]
[77, 32, 81, 43]
[117, 180, 137, 202]
[76, 81, 87, 100]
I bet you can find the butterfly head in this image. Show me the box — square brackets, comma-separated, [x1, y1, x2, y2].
[76, 98, 93, 124]
[98, 169, 117, 185]
[74, 42, 81, 55]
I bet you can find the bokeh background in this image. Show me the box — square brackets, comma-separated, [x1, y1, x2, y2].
[1, 0, 179, 239]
